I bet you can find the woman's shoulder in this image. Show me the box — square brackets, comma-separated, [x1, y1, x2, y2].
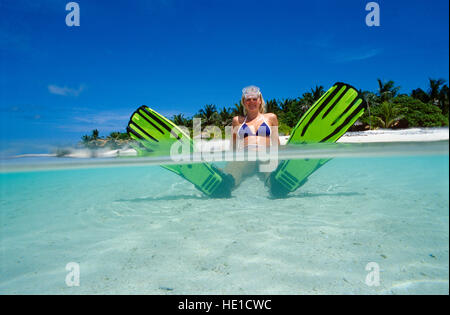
[263, 112, 278, 124]
[264, 112, 277, 119]
[232, 115, 245, 126]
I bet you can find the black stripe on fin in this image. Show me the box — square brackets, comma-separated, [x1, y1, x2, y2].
[129, 121, 159, 142]
[127, 126, 144, 140]
[320, 101, 365, 142]
[140, 107, 182, 140]
[283, 170, 299, 185]
[203, 173, 216, 192]
[331, 95, 360, 126]
[300, 84, 346, 137]
[322, 86, 354, 119]
[137, 107, 165, 135]
[279, 172, 296, 187]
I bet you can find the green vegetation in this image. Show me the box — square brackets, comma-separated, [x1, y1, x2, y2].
[360, 78, 449, 129]
[393, 96, 449, 128]
[81, 78, 449, 147]
[372, 101, 404, 129]
[80, 129, 131, 149]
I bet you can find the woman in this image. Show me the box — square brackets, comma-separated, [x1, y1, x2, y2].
[225, 85, 280, 188]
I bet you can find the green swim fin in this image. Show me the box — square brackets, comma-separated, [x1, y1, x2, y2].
[268, 82, 366, 197]
[127, 106, 234, 198]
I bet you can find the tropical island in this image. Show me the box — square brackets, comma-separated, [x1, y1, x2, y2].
[79, 78, 448, 150]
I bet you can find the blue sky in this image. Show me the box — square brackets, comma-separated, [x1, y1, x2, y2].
[0, 0, 449, 154]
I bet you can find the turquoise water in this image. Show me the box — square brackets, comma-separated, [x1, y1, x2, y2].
[0, 142, 449, 294]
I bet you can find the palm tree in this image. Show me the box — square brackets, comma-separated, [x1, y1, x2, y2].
[196, 104, 220, 126]
[311, 85, 325, 102]
[265, 99, 280, 114]
[106, 131, 121, 149]
[361, 90, 378, 129]
[438, 84, 449, 115]
[374, 101, 403, 128]
[377, 79, 400, 102]
[279, 98, 295, 112]
[172, 114, 188, 126]
[428, 78, 447, 106]
[81, 134, 92, 145]
[218, 107, 233, 126]
[411, 88, 430, 103]
[108, 132, 121, 139]
[118, 132, 131, 140]
[231, 103, 244, 117]
[80, 130, 101, 148]
[91, 129, 100, 140]
[301, 92, 315, 110]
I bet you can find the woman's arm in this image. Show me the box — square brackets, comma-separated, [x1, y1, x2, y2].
[267, 113, 280, 146]
[230, 116, 240, 151]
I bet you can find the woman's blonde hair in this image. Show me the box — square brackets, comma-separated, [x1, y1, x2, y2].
[240, 85, 266, 115]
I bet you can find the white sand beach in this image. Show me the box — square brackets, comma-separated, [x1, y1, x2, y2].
[194, 128, 449, 152]
[336, 128, 449, 144]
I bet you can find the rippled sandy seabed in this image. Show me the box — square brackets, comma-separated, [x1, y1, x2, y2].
[0, 141, 448, 294]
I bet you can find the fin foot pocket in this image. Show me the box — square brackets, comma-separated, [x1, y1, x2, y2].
[208, 166, 235, 198]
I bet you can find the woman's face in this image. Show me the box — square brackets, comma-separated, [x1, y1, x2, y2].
[244, 96, 261, 113]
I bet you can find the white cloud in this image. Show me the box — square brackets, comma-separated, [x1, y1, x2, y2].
[73, 112, 130, 126]
[57, 110, 131, 134]
[48, 84, 86, 96]
[333, 48, 382, 63]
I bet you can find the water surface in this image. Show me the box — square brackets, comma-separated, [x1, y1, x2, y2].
[1, 141, 448, 294]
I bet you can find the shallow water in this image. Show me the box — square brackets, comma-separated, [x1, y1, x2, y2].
[0, 142, 448, 294]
